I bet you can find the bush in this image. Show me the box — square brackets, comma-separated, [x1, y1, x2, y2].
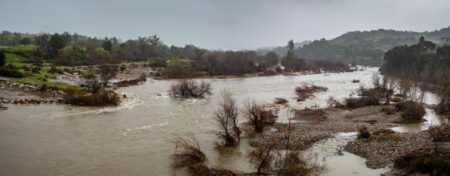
[170, 79, 211, 98]
[295, 84, 328, 101]
[396, 101, 425, 122]
[357, 126, 370, 139]
[344, 97, 380, 109]
[244, 101, 277, 133]
[0, 67, 24, 78]
[149, 57, 167, 67]
[394, 152, 450, 175]
[63, 88, 120, 106]
[274, 97, 288, 104]
[170, 137, 206, 168]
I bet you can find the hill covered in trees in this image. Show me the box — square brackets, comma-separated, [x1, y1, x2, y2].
[263, 26, 450, 66]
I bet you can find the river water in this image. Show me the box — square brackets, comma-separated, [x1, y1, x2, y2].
[0, 67, 446, 176]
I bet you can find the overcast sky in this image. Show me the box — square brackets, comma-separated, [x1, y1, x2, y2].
[1, 0, 449, 50]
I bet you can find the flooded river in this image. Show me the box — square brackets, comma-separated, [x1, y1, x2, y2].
[0, 67, 446, 176]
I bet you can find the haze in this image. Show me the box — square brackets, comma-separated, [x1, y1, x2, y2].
[1, 0, 449, 50]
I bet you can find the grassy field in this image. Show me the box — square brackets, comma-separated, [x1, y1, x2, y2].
[1, 45, 80, 90]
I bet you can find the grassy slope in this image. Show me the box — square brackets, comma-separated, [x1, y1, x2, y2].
[1, 45, 80, 90]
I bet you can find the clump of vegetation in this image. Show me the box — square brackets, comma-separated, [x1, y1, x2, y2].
[357, 126, 370, 139]
[148, 57, 167, 67]
[248, 145, 275, 175]
[63, 88, 120, 106]
[274, 97, 288, 104]
[295, 84, 328, 101]
[394, 152, 450, 175]
[170, 137, 206, 168]
[344, 96, 380, 109]
[395, 101, 425, 122]
[170, 79, 211, 98]
[215, 90, 240, 147]
[243, 101, 277, 133]
[97, 63, 118, 87]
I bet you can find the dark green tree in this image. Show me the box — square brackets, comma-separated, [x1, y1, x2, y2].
[48, 34, 68, 59]
[287, 40, 295, 60]
[19, 37, 31, 45]
[102, 40, 112, 53]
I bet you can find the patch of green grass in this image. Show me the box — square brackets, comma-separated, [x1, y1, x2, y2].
[6, 76, 80, 90]
[0, 45, 37, 57]
[5, 53, 26, 62]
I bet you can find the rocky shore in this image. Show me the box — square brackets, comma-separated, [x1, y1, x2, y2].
[0, 78, 65, 104]
[251, 107, 398, 150]
[344, 131, 431, 169]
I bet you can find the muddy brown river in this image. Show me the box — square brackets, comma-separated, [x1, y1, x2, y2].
[0, 67, 447, 176]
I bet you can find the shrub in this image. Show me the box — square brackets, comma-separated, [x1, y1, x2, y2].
[295, 84, 328, 101]
[357, 126, 370, 139]
[394, 152, 450, 175]
[149, 57, 167, 67]
[0, 67, 24, 78]
[170, 137, 206, 168]
[170, 79, 211, 98]
[274, 97, 288, 104]
[243, 101, 277, 133]
[63, 88, 120, 106]
[344, 97, 380, 109]
[215, 90, 240, 147]
[396, 101, 425, 122]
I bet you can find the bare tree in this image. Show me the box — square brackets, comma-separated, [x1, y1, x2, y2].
[170, 79, 211, 98]
[215, 90, 240, 146]
[243, 100, 276, 133]
[248, 141, 276, 175]
[170, 136, 206, 168]
[97, 63, 118, 87]
[381, 77, 397, 105]
[427, 125, 444, 157]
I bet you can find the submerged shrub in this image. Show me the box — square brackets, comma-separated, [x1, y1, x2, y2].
[295, 84, 328, 101]
[171, 137, 206, 168]
[244, 101, 277, 133]
[63, 88, 120, 106]
[170, 79, 211, 98]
